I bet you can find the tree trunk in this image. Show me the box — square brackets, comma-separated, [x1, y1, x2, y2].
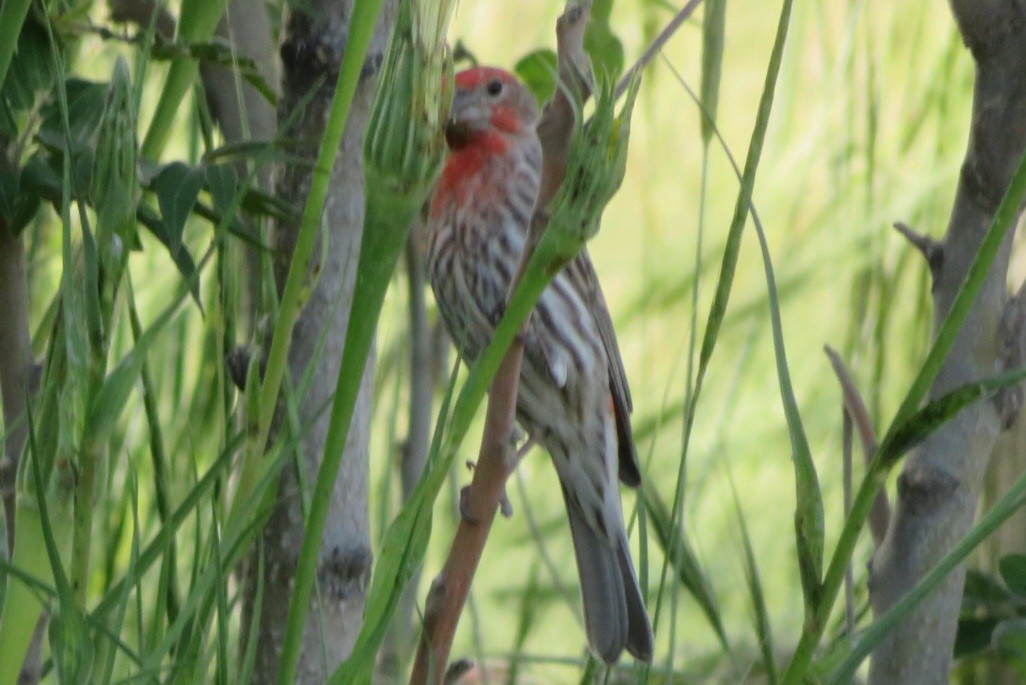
[246, 1, 397, 682]
[199, 0, 279, 321]
[868, 3, 1026, 684]
[976, 419, 1026, 684]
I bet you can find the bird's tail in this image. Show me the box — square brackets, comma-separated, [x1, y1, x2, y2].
[564, 492, 654, 664]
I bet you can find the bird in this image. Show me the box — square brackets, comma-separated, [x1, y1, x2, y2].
[424, 65, 653, 664]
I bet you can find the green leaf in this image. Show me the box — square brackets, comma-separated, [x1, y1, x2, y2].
[994, 618, 1026, 659]
[643, 485, 728, 647]
[585, 0, 625, 80]
[49, 603, 94, 684]
[86, 350, 143, 445]
[154, 162, 206, 254]
[136, 203, 200, 299]
[86, 281, 184, 444]
[91, 58, 139, 258]
[515, 49, 558, 106]
[700, 0, 727, 144]
[882, 365, 1026, 467]
[0, 164, 41, 234]
[963, 567, 1012, 609]
[37, 78, 107, 156]
[204, 163, 237, 215]
[954, 616, 998, 658]
[0, 14, 53, 129]
[732, 487, 778, 685]
[1000, 554, 1026, 598]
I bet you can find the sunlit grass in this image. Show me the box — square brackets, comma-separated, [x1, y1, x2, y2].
[1, 0, 983, 682]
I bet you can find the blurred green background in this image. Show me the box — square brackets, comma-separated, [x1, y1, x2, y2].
[4, 0, 994, 682]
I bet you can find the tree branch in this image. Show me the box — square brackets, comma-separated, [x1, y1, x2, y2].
[409, 5, 594, 683]
[245, 2, 398, 682]
[825, 346, 889, 545]
[868, 3, 1026, 682]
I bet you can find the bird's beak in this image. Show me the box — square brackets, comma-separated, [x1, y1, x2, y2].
[444, 88, 473, 149]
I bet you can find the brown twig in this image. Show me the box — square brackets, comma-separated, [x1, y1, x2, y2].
[893, 221, 943, 281]
[409, 5, 594, 684]
[825, 346, 889, 545]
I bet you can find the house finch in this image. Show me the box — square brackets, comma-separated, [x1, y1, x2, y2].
[426, 66, 653, 664]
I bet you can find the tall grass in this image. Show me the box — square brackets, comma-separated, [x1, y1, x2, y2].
[0, 0, 1008, 683]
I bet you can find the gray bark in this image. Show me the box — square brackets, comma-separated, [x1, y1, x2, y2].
[247, 1, 397, 682]
[869, 3, 1026, 683]
[200, 0, 278, 337]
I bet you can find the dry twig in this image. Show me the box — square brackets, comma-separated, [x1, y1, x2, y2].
[409, 4, 595, 683]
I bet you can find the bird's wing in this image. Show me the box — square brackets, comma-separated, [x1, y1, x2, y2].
[567, 249, 641, 487]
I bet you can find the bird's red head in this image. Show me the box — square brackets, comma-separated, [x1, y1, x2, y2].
[430, 66, 541, 221]
[444, 66, 539, 150]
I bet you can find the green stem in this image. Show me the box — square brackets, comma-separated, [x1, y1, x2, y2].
[781, 463, 888, 685]
[237, 0, 385, 518]
[127, 282, 181, 622]
[69, 438, 102, 606]
[140, 0, 229, 160]
[276, 202, 412, 684]
[781, 145, 1026, 685]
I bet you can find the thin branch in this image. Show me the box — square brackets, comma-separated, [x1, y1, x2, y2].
[825, 346, 889, 545]
[409, 5, 594, 683]
[893, 221, 943, 281]
[614, 0, 705, 100]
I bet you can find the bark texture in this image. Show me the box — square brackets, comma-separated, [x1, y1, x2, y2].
[200, 0, 279, 323]
[247, 2, 397, 682]
[869, 3, 1026, 683]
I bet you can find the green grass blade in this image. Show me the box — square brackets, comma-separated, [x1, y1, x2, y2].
[694, 0, 794, 396]
[140, 0, 230, 160]
[0, 0, 32, 92]
[642, 485, 727, 648]
[699, 0, 726, 146]
[881, 147, 1026, 444]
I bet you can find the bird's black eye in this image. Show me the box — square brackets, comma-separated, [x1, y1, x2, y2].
[486, 79, 503, 96]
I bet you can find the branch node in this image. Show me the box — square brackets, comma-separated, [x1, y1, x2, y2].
[458, 486, 478, 525]
[443, 658, 474, 685]
[896, 464, 960, 517]
[893, 222, 944, 279]
[424, 575, 448, 621]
